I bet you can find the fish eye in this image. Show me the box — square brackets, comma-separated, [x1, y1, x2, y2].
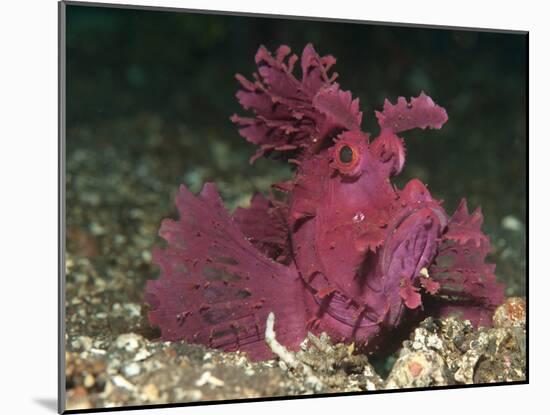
[333, 140, 362, 177]
[339, 145, 354, 163]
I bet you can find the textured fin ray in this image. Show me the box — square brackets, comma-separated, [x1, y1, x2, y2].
[145, 183, 306, 360]
[428, 198, 505, 327]
[232, 193, 291, 263]
[231, 43, 362, 162]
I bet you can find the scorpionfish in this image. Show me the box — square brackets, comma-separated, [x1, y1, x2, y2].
[144, 44, 505, 360]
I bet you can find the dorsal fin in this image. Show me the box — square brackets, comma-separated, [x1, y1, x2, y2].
[231, 44, 362, 163]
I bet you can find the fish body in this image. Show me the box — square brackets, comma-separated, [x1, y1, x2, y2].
[144, 44, 505, 360]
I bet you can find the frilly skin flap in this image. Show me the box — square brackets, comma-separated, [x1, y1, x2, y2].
[231, 44, 362, 163]
[145, 44, 505, 361]
[145, 183, 307, 360]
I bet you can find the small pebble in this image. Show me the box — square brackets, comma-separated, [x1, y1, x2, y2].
[94, 278, 107, 289]
[178, 389, 203, 401]
[124, 303, 141, 317]
[141, 250, 152, 263]
[133, 349, 151, 362]
[74, 336, 93, 351]
[83, 374, 95, 388]
[115, 333, 142, 353]
[66, 386, 92, 410]
[195, 371, 225, 387]
[111, 375, 135, 390]
[493, 297, 526, 328]
[142, 384, 160, 401]
[123, 362, 141, 377]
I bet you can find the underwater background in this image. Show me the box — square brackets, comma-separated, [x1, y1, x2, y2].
[66, 4, 526, 296]
[63, 5, 527, 409]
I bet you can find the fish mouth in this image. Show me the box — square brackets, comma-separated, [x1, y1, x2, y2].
[308, 201, 449, 331]
[380, 201, 448, 277]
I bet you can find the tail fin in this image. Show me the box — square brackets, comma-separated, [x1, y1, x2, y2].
[231, 44, 362, 163]
[145, 183, 306, 360]
[428, 199, 505, 327]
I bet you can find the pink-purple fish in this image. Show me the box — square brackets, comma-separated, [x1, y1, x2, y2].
[144, 44, 505, 360]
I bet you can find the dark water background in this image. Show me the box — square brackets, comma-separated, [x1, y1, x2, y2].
[65, 5, 526, 299]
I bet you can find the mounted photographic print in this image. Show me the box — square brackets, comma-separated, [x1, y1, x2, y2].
[59, 1, 528, 412]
